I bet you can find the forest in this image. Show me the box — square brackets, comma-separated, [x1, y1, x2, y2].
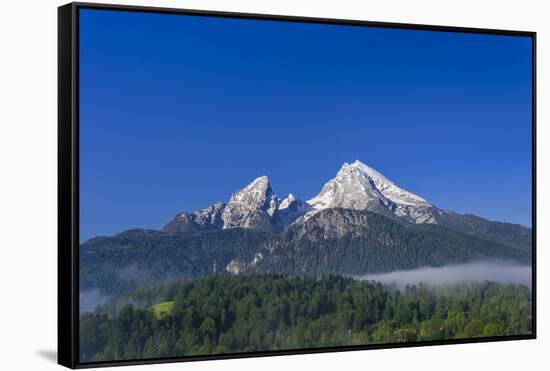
[80, 274, 532, 362]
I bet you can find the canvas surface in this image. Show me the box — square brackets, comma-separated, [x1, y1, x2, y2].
[76, 7, 534, 364]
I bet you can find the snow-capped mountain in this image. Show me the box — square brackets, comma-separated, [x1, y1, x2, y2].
[221, 176, 279, 232]
[164, 160, 445, 233]
[306, 160, 441, 224]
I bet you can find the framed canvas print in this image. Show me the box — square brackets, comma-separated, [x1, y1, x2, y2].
[58, 2, 536, 368]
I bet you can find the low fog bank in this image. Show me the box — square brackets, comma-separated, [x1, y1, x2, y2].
[80, 289, 109, 314]
[357, 262, 532, 289]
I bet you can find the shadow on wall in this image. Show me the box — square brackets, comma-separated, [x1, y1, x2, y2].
[36, 350, 57, 363]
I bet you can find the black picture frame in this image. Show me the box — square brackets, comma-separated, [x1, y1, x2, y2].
[58, 2, 537, 369]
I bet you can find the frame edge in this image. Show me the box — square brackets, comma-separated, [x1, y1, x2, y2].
[71, 1, 536, 36]
[62, 2, 537, 369]
[58, 2, 78, 369]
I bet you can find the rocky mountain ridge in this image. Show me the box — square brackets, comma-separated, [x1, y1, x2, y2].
[162, 160, 507, 235]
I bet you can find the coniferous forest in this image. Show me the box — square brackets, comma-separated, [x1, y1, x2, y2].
[80, 274, 532, 362]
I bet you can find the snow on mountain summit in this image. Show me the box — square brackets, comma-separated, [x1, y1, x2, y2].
[221, 176, 279, 231]
[279, 193, 296, 210]
[307, 160, 439, 224]
[278, 193, 313, 226]
[347, 160, 431, 207]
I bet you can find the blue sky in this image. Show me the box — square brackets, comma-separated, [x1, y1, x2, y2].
[79, 9, 533, 241]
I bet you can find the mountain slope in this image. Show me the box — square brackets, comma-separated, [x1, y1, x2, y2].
[237, 209, 530, 276]
[81, 209, 530, 296]
[436, 212, 532, 251]
[80, 228, 274, 295]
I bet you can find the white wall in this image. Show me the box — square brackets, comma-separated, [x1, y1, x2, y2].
[0, 0, 546, 370]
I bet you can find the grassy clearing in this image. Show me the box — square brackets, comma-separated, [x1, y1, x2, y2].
[150, 301, 175, 319]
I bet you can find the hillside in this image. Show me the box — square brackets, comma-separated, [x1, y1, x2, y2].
[80, 274, 533, 362]
[81, 209, 530, 296]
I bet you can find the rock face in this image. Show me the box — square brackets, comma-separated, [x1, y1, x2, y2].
[288, 208, 377, 241]
[222, 176, 279, 232]
[306, 160, 440, 224]
[163, 203, 225, 233]
[277, 193, 313, 227]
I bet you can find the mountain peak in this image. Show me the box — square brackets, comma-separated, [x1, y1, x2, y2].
[279, 193, 296, 210]
[222, 175, 278, 231]
[339, 160, 391, 184]
[278, 193, 312, 227]
[244, 175, 270, 190]
[251, 175, 269, 184]
[307, 160, 437, 224]
[229, 176, 272, 204]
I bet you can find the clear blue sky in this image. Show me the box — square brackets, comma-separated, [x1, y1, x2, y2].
[79, 8, 533, 241]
